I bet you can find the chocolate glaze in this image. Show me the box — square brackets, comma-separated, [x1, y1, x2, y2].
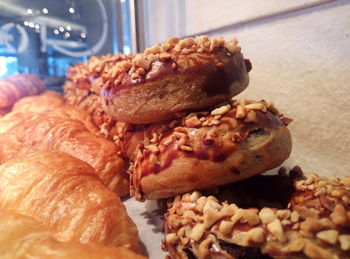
[102, 52, 247, 100]
[139, 110, 286, 180]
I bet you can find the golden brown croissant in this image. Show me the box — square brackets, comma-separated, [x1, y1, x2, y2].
[0, 210, 146, 259]
[0, 74, 46, 108]
[0, 94, 129, 196]
[12, 90, 66, 113]
[0, 151, 140, 252]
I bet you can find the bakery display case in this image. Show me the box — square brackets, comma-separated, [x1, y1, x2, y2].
[0, 1, 349, 258]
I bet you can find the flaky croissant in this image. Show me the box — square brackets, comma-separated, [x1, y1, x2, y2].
[0, 74, 45, 108]
[0, 151, 140, 252]
[0, 93, 129, 196]
[0, 210, 146, 259]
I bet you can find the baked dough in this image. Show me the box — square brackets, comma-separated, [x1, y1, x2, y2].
[163, 169, 350, 259]
[0, 74, 45, 108]
[0, 210, 146, 259]
[100, 36, 251, 124]
[0, 94, 129, 197]
[130, 99, 292, 200]
[0, 151, 139, 252]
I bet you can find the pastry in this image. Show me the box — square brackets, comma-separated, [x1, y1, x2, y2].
[0, 151, 139, 252]
[130, 99, 292, 200]
[163, 169, 350, 259]
[64, 55, 131, 142]
[100, 36, 251, 124]
[0, 210, 146, 259]
[0, 96, 129, 196]
[13, 90, 66, 113]
[0, 107, 10, 118]
[0, 74, 45, 108]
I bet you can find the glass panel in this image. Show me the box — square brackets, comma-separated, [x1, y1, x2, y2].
[0, 0, 132, 90]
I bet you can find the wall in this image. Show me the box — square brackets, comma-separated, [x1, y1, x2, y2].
[143, 0, 350, 176]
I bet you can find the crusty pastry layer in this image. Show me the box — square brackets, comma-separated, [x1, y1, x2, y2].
[0, 74, 45, 108]
[130, 99, 292, 200]
[0, 210, 146, 259]
[163, 169, 350, 259]
[100, 36, 250, 124]
[0, 151, 140, 252]
[0, 93, 129, 197]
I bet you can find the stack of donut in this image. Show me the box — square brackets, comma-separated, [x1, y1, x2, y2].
[63, 35, 349, 258]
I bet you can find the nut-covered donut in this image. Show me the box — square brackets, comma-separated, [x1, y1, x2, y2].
[163, 170, 350, 259]
[66, 53, 130, 92]
[64, 54, 131, 143]
[100, 36, 251, 124]
[129, 99, 292, 200]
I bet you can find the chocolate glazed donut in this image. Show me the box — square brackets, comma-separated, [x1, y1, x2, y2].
[100, 36, 251, 124]
[163, 169, 350, 259]
[129, 99, 293, 201]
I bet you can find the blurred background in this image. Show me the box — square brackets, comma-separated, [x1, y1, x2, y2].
[0, 0, 349, 175]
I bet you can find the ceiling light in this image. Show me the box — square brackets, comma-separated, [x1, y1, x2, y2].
[23, 21, 29, 26]
[69, 7, 75, 14]
[27, 9, 33, 14]
[66, 25, 72, 31]
[28, 22, 34, 28]
[35, 24, 40, 30]
[54, 29, 59, 34]
[42, 8, 48, 14]
[64, 32, 70, 38]
[59, 26, 64, 32]
[80, 32, 86, 38]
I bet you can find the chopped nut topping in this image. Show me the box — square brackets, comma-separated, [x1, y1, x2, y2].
[185, 116, 202, 128]
[316, 230, 338, 244]
[244, 110, 257, 123]
[145, 144, 159, 153]
[189, 223, 206, 241]
[211, 104, 231, 116]
[173, 131, 187, 139]
[276, 209, 291, 220]
[267, 219, 286, 242]
[180, 145, 193, 152]
[235, 105, 246, 119]
[189, 191, 201, 202]
[259, 208, 277, 224]
[150, 133, 158, 143]
[244, 102, 267, 112]
[331, 204, 347, 226]
[290, 211, 300, 222]
[304, 242, 333, 259]
[195, 196, 207, 212]
[219, 220, 234, 236]
[246, 227, 265, 243]
[288, 237, 308, 252]
[339, 235, 350, 250]
[165, 233, 179, 245]
[197, 237, 213, 259]
[162, 137, 173, 146]
[243, 209, 260, 226]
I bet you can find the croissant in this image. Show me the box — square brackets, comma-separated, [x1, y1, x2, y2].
[0, 210, 146, 259]
[0, 151, 140, 252]
[0, 74, 45, 108]
[12, 90, 66, 112]
[0, 93, 129, 196]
